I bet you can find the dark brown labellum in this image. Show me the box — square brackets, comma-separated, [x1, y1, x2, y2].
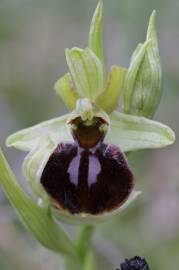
[41, 116, 135, 215]
[41, 143, 135, 215]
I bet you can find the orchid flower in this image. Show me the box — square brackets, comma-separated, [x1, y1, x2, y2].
[0, 0, 175, 258]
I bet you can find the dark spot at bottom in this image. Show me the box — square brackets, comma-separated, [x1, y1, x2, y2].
[41, 143, 134, 215]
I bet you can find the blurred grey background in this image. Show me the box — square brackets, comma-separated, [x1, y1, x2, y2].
[0, 0, 179, 269]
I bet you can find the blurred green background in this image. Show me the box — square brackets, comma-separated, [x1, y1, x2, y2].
[0, 0, 179, 269]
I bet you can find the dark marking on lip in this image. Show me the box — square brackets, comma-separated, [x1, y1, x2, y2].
[40, 142, 135, 215]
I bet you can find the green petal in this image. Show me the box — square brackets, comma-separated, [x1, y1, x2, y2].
[0, 148, 75, 255]
[6, 114, 73, 151]
[105, 111, 175, 152]
[95, 66, 127, 114]
[23, 136, 56, 197]
[66, 47, 104, 102]
[89, 0, 105, 78]
[54, 73, 80, 111]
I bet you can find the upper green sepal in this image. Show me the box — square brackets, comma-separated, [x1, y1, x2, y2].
[66, 47, 104, 102]
[89, 0, 105, 78]
[122, 11, 162, 118]
[0, 148, 75, 255]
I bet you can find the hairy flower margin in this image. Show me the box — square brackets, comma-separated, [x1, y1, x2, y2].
[0, 0, 175, 260]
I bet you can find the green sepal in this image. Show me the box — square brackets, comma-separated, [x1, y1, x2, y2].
[89, 0, 105, 78]
[123, 11, 162, 118]
[54, 73, 80, 111]
[66, 47, 104, 102]
[0, 148, 75, 255]
[6, 114, 73, 151]
[95, 66, 127, 114]
[105, 111, 175, 152]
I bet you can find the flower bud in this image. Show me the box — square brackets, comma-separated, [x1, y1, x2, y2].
[123, 11, 162, 118]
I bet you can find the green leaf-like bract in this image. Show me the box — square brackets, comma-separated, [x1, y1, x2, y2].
[0, 148, 75, 255]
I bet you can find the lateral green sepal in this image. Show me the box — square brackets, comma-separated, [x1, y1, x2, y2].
[0, 148, 75, 255]
[105, 111, 175, 152]
[6, 114, 72, 151]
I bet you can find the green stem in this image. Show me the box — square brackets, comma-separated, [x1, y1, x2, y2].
[65, 225, 95, 270]
[76, 225, 95, 262]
